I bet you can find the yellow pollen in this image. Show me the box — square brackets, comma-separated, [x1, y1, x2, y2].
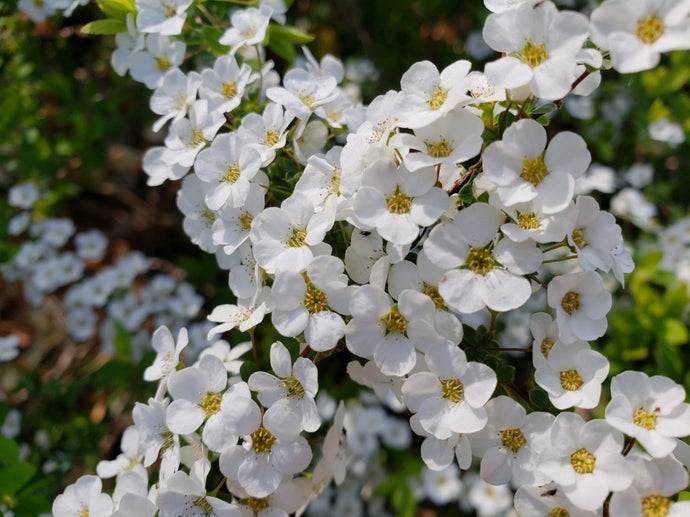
[192, 496, 213, 515]
[300, 94, 315, 109]
[387, 191, 412, 214]
[283, 375, 305, 398]
[520, 40, 549, 68]
[633, 407, 657, 430]
[223, 162, 241, 183]
[34, 0, 44, 6]
[521, 157, 549, 185]
[571, 228, 586, 249]
[425, 138, 453, 158]
[201, 392, 222, 415]
[304, 284, 329, 314]
[78, 507, 89, 517]
[239, 212, 253, 231]
[222, 81, 237, 98]
[570, 447, 595, 474]
[560, 291, 580, 315]
[202, 208, 216, 224]
[423, 284, 445, 310]
[189, 128, 206, 146]
[251, 427, 276, 453]
[637, 15, 665, 44]
[247, 497, 270, 513]
[541, 338, 554, 359]
[517, 210, 541, 230]
[263, 129, 280, 147]
[548, 509, 570, 517]
[500, 428, 527, 455]
[160, 430, 175, 451]
[427, 85, 448, 111]
[329, 173, 341, 195]
[155, 56, 171, 72]
[440, 378, 465, 403]
[466, 247, 496, 275]
[173, 92, 188, 111]
[641, 494, 671, 517]
[164, 4, 177, 17]
[381, 306, 408, 334]
[560, 369, 583, 391]
[242, 27, 257, 39]
[286, 227, 307, 247]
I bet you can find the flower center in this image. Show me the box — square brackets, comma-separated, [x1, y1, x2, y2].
[247, 497, 270, 513]
[188, 128, 207, 146]
[263, 129, 280, 147]
[174, 92, 188, 111]
[381, 306, 408, 334]
[560, 291, 580, 315]
[223, 162, 241, 183]
[425, 138, 453, 158]
[427, 85, 448, 111]
[500, 428, 527, 455]
[641, 494, 671, 517]
[222, 81, 237, 98]
[560, 369, 583, 391]
[466, 247, 496, 275]
[440, 378, 465, 403]
[164, 4, 177, 18]
[517, 210, 541, 230]
[387, 191, 412, 214]
[192, 496, 213, 515]
[570, 447, 595, 474]
[304, 283, 329, 314]
[637, 15, 665, 44]
[251, 427, 276, 453]
[155, 56, 171, 72]
[540, 338, 554, 359]
[239, 212, 253, 231]
[202, 208, 216, 225]
[201, 392, 222, 415]
[160, 430, 175, 451]
[521, 157, 549, 185]
[300, 94, 315, 109]
[571, 228, 586, 249]
[34, 0, 44, 6]
[547, 509, 570, 517]
[329, 173, 341, 195]
[78, 507, 89, 517]
[283, 375, 305, 399]
[633, 407, 657, 430]
[423, 284, 445, 310]
[519, 40, 549, 68]
[286, 227, 307, 247]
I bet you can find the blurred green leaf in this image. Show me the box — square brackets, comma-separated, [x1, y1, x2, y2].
[97, 0, 136, 20]
[81, 19, 127, 35]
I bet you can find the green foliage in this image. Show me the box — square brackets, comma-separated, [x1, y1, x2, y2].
[81, 18, 127, 34]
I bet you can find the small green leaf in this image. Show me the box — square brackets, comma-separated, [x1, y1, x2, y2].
[390, 483, 416, 517]
[97, 0, 135, 20]
[528, 388, 550, 410]
[202, 26, 231, 56]
[0, 462, 35, 496]
[0, 437, 19, 464]
[268, 25, 315, 45]
[657, 318, 689, 347]
[113, 320, 132, 360]
[497, 365, 516, 384]
[81, 18, 127, 35]
[532, 102, 557, 115]
[267, 35, 297, 63]
[240, 361, 257, 382]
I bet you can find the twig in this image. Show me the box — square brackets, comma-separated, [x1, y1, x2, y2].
[448, 159, 482, 195]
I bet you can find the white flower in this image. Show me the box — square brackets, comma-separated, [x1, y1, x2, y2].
[605, 370, 690, 458]
[514, 483, 599, 517]
[144, 326, 188, 396]
[648, 117, 686, 147]
[590, 0, 690, 73]
[165, 99, 225, 167]
[529, 312, 560, 369]
[547, 271, 612, 344]
[219, 396, 312, 498]
[396, 60, 473, 129]
[129, 34, 185, 89]
[424, 202, 542, 313]
[610, 187, 657, 230]
[469, 396, 554, 486]
[150, 69, 201, 132]
[352, 158, 448, 245]
[212, 182, 266, 255]
[199, 54, 253, 113]
[249, 341, 321, 432]
[142, 145, 190, 186]
[9, 183, 41, 209]
[219, 6, 273, 55]
[267, 68, 339, 120]
[609, 455, 690, 517]
[96, 427, 146, 481]
[237, 103, 294, 166]
[422, 464, 463, 505]
[465, 474, 513, 517]
[270, 256, 352, 351]
[482, 118, 590, 214]
[52, 475, 113, 517]
[177, 174, 218, 253]
[539, 412, 632, 512]
[483, 1, 590, 100]
[494, 194, 572, 244]
[0, 335, 20, 362]
[197, 340, 251, 374]
[402, 344, 496, 439]
[207, 285, 273, 337]
[135, 0, 192, 36]
[345, 286, 439, 376]
[534, 340, 609, 409]
[74, 230, 108, 261]
[409, 414, 473, 471]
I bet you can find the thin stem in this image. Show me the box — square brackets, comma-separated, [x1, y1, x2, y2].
[300, 345, 312, 358]
[448, 159, 482, 195]
[249, 328, 260, 369]
[499, 101, 513, 136]
[196, 3, 220, 26]
[484, 310, 498, 344]
[622, 437, 637, 456]
[542, 254, 578, 264]
[555, 70, 592, 109]
[526, 274, 547, 289]
[209, 476, 227, 497]
[541, 240, 568, 253]
[255, 45, 264, 103]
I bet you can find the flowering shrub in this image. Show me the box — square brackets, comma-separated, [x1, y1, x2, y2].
[3, 0, 690, 516]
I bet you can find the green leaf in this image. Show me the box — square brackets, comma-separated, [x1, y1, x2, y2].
[113, 320, 132, 360]
[497, 365, 516, 384]
[202, 26, 231, 56]
[267, 35, 297, 63]
[0, 437, 19, 464]
[268, 25, 315, 45]
[390, 483, 417, 517]
[97, 0, 135, 20]
[0, 462, 35, 496]
[81, 18, 127, 35]
[528, 388, 550, 410]
[240, 361, 257, 382]
[532, 102, 557, 115]
[657, 318, 689, 347]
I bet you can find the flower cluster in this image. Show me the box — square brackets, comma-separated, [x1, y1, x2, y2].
[11, 0, 690, 515]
